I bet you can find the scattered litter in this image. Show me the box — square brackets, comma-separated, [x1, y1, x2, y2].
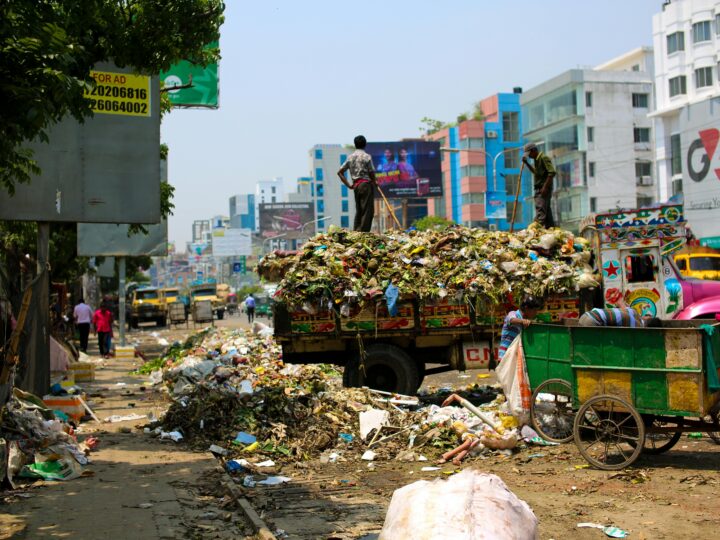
[104, 413, 146, 423]
[362, 450, 377, 461]
[208, 444, 229, 456]
[421, 466, 441, 472]
[234, 432, 257, 445]
[577, 523, 628, 538]
[256, 460, 276, 468]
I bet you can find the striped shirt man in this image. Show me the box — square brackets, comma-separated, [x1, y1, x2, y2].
[499, 309, 524, 360]
[578, 307, 640, 327]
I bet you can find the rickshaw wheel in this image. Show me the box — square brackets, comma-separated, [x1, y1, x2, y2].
[531, 379, 575, 443]
[574, 394, 645, 471]
[638, 417, 683, 454]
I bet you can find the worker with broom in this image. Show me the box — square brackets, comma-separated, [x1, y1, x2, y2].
[522, 143, 556, 228]
[338, 135, 377, 232]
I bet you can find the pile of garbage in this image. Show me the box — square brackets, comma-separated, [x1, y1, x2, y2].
[257, 224, 598, 311]
[148, 328, 546, 468]
[1, 389, 94, 487]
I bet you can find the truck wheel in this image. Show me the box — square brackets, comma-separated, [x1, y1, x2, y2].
[217, 310, 225, 320]
[343, 344, 421, 396]
[131, 318, 139, 329]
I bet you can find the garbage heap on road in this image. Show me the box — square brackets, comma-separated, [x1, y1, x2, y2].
[257, 224, 598, 310]
[150, 328, 549, 469]
[1, 389, 94, 487]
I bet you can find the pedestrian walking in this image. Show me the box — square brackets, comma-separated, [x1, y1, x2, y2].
[244, 294, 256, 324]
[522, 143, 556, 228]
[73, 297, 93, 353]
[337, 135, 378, 232]
[92, 303, 113, 358]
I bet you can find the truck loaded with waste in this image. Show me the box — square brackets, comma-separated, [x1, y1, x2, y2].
[258, 204, 720, 395]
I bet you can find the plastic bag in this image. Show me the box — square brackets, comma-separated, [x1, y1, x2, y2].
[495, 337, 531, 424]
[385, 284, 399, 317]
[379, 469, 538, 540]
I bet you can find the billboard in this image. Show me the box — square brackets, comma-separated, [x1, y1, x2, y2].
[160, 42, 219, 108]
[0, 63, 161, 223]
[366, 140, 442, 199]
[680, 99, 720, 242]
[485, 191, 507, 220]
[212, 228, 252, 256]
[77, 221, 168, 257]
[259, 203, 314, 239]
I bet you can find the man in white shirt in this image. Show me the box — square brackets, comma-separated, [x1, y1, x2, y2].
[337, 135, 377, 232]
[73, 297, 93, 353]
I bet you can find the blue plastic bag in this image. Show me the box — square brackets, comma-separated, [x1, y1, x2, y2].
[385, 284, 399, 317]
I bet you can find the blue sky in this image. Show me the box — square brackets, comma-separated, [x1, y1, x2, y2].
[163, 0, 661, 246]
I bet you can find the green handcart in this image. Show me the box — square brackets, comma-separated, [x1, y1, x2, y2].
[523, 321, 720, 470]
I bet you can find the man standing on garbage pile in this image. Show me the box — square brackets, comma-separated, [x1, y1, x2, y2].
[522, 143, 556, 228]
[498, 296, 542, 361]
[73, 297, 93, 353]
[578, 298, 661, 327]
[244, 293, 256, 324]
[337, 134, 378, 232]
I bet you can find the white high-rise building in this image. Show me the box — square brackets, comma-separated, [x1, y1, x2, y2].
[255, 177, 285, 230]
[309, 144, 355, 231]
[652, 0, 720, 245]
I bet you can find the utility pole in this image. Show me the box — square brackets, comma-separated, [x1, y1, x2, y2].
[35, 222, 50, 395]
[118, 257, 126, 347]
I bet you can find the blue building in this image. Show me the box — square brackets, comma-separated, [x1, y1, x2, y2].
[229, 194, 256, 231]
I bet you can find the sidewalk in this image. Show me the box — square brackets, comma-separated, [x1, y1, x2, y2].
[0, 342, 251, 539]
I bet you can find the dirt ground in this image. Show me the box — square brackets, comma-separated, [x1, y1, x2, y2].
[3, 315, 720, 539]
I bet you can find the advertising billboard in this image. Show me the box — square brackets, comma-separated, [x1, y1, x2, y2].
[211, 228, 252, 256]
[259, 203, 314, 239]
[485, 191, 507, 220]
[160, 42, 219, 108]
[366, 140, 442, 199]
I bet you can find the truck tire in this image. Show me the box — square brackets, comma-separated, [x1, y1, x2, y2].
[343, 344, 421, 396]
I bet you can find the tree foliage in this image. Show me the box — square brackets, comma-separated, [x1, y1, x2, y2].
[0, 0, 224, 194]
[412, 216, 455, 231]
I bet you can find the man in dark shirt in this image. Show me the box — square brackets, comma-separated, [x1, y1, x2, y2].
[338, 135, 377, 232]
[522, 143, 556, 228]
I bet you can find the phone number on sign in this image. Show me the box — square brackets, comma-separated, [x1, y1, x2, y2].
[87, 99, 148, 114]
[87, 85, 148, 100]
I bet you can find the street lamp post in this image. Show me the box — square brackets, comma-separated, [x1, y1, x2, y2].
[440, 146, 521, 194]
[301, 215, 333, 236]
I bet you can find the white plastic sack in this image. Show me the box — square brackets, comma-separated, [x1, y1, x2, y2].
[495, 337, 531, 425]
[379, 469, 538, 540]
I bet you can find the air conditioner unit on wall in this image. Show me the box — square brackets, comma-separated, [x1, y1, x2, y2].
[486, 130, 498, 139]
[488, 223, 498, 231]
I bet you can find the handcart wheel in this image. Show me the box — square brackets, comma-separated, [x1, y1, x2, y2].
[573, 394, 645, 470]
[706, 410, 720, 444]
[530, 379, 575, 443]
[638, 417, 683, 455]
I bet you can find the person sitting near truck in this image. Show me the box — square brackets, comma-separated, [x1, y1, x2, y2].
[498, 296, 542, 361]
[578, 299, 661, 327]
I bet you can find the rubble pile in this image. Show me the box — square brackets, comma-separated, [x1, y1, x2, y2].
[150, 328, 540, 467]
[257, 224, 597, 310]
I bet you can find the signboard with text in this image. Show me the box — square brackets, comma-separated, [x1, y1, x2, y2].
[366, 140, 442, 199]
[160, 41, 219, 108]
[211, 228, 252, 256]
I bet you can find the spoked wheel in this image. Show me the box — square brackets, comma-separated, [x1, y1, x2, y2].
[530, 379, 575, 443]
[640, 417, 683, 454]
[573, 395, 645, 470]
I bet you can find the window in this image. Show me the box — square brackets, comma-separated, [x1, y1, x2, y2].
[502, 112, 519, 141]
[585, 91, 592, 107]
[317, 200, 324, 213]
[317, 215, 325, 229]
[460, 165, 485, 177]
[676, 257, 687, 271]
[505, 174, 519, 195]
[271, 186, 276, 194]
[632, 93, 649, 108]
[587, 126, 594, 143]
[632, 64, 640, 72]
[341, 185, 349, 197]
[590, 197, 597, 213]
[589, 162, 596, 178]
[315, 167, 324, 181]
[504, 149, 520, 169]
[271, 196, 276, 203]
[696, 66, 713, 88]
[341, 200, 349, 213]
[672, 178, 683, 196]
[635, 161, 652, 178]
[634, 127, 650, 143]
[340, 216, 349, 228]
[690, 256, 720, 271]
[716, 14, 720, 35]
[506, 202, 520, 219]
[434, 198, 445, 218]
[637, 196, 654, 208]
[624, 254, 656, 283]
[317, 184, 325, 197]
[459, 137, 484, 149]
[461, 193, 484, 204]
[340, 154, 347, 164]
[315, 148, 323, 160]
[667, 31, 685, 54]
[693, 21, 712, 43]
[671, 134, 682, 175]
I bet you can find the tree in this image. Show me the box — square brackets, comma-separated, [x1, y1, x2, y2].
[412, 216, 455, 231]
[472, 101, 485, 121]
[419, 117, 449, 136]
[0, 0, 224, 195]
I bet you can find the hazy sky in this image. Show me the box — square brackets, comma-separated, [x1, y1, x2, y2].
[162, 0, 661, 247]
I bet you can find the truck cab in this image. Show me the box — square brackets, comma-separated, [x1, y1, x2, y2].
[674, 249, 720, 281]
[130, 287, 167, 328]
[589, 204, 720, 320]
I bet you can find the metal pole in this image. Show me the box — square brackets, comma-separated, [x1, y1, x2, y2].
[118, 256, 126, 347]
[36, 222, 50, 395]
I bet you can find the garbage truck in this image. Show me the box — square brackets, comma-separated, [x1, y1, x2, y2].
[271, 204, 720, 395]
[130, 286, 167, 328]
[190, 282, 226, 320]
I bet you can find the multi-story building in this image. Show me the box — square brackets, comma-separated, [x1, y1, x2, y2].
[309, 144, 354, 230]
[255, 178, 285, 230]
[287, 177, 313, 204]
[652, 0, 720, 246]
[427, 90, 529, 230]
[229, 194, 256, 230]
[191, 219, 210, 243]
[521, 48, 656, 231]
